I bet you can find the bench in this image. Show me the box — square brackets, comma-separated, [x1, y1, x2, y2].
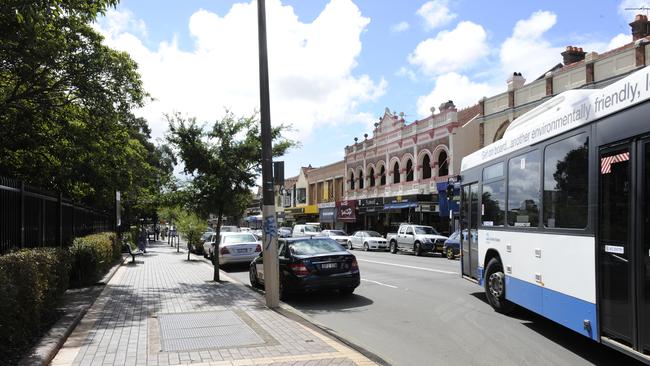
[126, 244, 144, 263]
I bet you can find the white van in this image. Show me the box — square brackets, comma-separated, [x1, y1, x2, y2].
[292, 224, 322, 237]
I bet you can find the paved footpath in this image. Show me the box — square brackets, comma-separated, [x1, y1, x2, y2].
[51, 241, 376, 366]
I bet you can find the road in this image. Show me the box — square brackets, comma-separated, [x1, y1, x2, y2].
[224, 249, 644, 366]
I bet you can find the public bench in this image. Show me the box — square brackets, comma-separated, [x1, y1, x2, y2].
[126, 244, 144, 263]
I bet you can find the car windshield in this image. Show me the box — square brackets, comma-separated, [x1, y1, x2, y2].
[289, 238, 344, 255]
[221, 226, 238, 232]
[365, 231, 382, 237]
[303, 225, 321, 232]
[201, 232, 213, 241]
[414, 226, 439, 235]
[328, 230, 347, 236]
[223, 234, 256, 244]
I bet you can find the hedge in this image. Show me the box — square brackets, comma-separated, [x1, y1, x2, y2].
[69, 232, 120, 287]
[0, 248, 70, 362]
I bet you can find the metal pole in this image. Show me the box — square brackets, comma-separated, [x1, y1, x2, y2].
[257, 0, 279, 308]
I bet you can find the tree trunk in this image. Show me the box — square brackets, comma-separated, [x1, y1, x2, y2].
[213, 206, 223, 282]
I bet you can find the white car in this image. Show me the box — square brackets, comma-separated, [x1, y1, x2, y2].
[292, 224, 322, 237]
[239, 227, 252, 232]
[321, 230, 350, 247]
[220, 225, 239, 232]
[348, 231, 388, 251]
[203, 232, 261, 265]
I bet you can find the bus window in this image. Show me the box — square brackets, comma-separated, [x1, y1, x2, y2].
[508, 150, 540, 227]
[543, 134, 589, 229]
[482, 180, 505, 226]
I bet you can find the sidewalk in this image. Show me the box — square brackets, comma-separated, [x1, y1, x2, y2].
[50, 240, 376, 366]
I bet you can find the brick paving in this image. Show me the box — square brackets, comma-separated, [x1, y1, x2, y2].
[51, 241, 376, 366]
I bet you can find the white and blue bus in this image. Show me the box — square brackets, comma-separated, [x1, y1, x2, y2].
[460, 65, 650, 363]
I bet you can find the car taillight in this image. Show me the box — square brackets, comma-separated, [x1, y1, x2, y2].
[350, 258, 359, 273]
[289, 262, 310, 277]
[255, 244, 262, 252]
[220, 246, 230, 255]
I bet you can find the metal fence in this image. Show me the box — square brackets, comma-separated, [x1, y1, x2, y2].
[0, 176, 113, 254]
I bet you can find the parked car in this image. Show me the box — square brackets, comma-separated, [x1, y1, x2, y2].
[321, 230, 350, 247]
[292, 224, 322, 237]
[347, 231, 388, 251]
[249, 237, 360, 298]
[239, 227, 252, 233]
[278, 227, 293, 238]
[443, 230, 460, 260]
[386, 224, 448, 256]
[220, 225, 239, 232]
[203, 232, 261, 265]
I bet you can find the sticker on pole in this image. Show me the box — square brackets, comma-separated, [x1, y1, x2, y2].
[263, 216, 277, 250]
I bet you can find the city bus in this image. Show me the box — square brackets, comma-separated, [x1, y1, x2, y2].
[459, 65, 650, 363]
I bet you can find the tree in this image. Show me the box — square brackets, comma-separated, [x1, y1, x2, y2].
[0, 0, 167, 221]
[167, 111, 296, 281]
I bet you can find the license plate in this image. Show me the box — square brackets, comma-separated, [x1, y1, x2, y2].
[237, 248, 248, 253]
[321, 263, 337, 269]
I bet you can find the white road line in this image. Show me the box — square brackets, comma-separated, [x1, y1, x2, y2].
[361, 278, 398, 289]
[358, 259, 459, 275]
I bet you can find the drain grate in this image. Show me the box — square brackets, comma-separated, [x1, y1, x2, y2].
[158, 310, 264, 352]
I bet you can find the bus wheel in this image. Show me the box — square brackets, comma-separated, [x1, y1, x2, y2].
[485, 257, 515, 314]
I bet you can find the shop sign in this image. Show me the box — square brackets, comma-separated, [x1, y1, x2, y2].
[318, 201, 336, 209]
[336, 200, 357, 222]
[319, 207, 337, 223]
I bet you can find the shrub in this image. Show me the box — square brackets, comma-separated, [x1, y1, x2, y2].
[69, 232, 117, 287]
[0, 248, 70, 361]
[176, 211, 207, 255]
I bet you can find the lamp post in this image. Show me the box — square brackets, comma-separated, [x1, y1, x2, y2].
[257, 0, 279, 308]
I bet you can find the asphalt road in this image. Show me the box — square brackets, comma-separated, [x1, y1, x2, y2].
[223, 249, 645, 366]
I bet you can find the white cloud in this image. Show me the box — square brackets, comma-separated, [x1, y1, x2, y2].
[391, 21, 409, 33]
[396, 66, 417, 81]
[608, 33, 632, 49]
[416, 72, 498, 117]
[500, 11, 562, 81]
[416, 0, 456, 30]
[94, 0, 385, 141]
[408, 21, 489, 75]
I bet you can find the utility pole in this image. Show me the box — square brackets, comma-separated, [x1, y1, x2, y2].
[257, 0, 279, 308]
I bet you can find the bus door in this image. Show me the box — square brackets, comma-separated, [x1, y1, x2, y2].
[598, 139, 650, 356]
[461, 184, 479, 279]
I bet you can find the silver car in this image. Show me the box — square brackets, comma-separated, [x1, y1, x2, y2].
[348, 230, 388, 251]
[204, 232, 261, 265]
[321, 230, 350, 247]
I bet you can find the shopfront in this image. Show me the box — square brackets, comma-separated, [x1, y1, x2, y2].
[336, 200, 358, 233]
[358, 197, 385, 234]
[382, 194, 447, 234]
[318, 202, 337, 229]
[289, 205, 319, 224]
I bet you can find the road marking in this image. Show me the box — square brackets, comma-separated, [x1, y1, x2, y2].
[358, 259, 459, 275]
[361, 278, 398, 289]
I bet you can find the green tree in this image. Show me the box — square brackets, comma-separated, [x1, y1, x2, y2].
[176, 210, 207, 260]
[0, 0, 167, 222]
[167, 111, 296, 280]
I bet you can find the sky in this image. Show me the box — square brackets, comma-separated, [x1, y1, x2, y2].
[94, 0, 649, 179]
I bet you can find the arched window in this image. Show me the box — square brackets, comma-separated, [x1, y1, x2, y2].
[438, 151, 449, 176]
[380, 166, 386, 185]
[422, 155, 432, 179]
[393, 162, 401, 184]
[369, 168, 375, 187]
[406, 159, 414, 182]
[350, 172, 355, 190]
[358, 169, 364, 189]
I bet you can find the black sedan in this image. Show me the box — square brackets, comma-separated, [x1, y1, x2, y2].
[249, 237, 360, 298]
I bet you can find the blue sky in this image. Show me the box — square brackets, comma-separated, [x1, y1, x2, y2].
[95, 0, 646, 179]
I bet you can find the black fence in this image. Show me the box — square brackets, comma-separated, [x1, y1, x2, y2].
[0, 176, 113, 254]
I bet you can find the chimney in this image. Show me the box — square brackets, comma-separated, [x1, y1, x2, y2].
[507, 72, 526, 91]
[630, 14, 650, 41]
[561, 46, 586, 65]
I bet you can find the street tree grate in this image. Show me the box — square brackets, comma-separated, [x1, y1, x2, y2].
[158, 310, 265, 352]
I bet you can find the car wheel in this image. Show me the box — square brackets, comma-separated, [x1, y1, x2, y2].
[446, 247, 455, 260]
[249, 265, 262, 289]
[485, 257, 515, 314]
[347, 241, 353, 250]
[414, 242, 422, 256]
[339, 287, 355, 295]
[363, 242, 369, 251]
[390, 241, 397, 254]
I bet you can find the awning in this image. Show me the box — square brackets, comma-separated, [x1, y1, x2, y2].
[319, 207, 337, 223]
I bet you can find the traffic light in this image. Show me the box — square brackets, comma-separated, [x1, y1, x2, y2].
[446, 184, 454, 201]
